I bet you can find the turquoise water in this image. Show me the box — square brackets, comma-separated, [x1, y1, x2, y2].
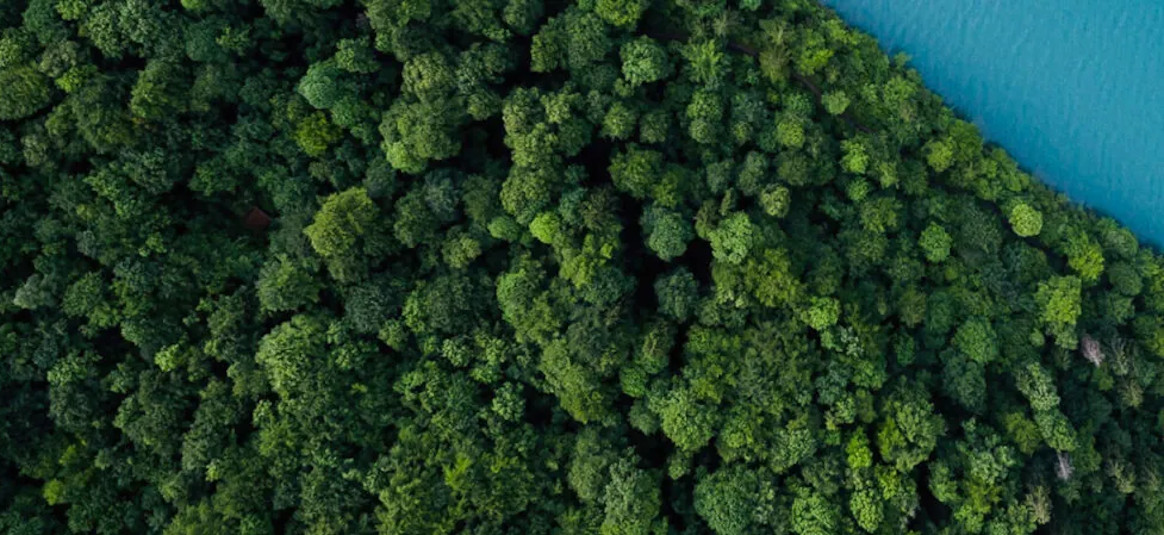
[821, 0, 1164, 244]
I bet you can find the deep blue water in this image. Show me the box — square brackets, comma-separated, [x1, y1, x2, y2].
[821, 0, 1164, 245]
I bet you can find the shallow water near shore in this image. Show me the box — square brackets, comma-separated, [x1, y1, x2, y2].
[821, 0, 1164, 245]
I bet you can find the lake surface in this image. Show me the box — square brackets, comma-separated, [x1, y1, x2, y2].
[821, 0, 1164, 245]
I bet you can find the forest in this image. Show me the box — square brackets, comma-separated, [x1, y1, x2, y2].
[1, 0, 1164, 533]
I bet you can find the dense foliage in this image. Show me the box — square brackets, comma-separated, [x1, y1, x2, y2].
[2, 0, 1164, 533]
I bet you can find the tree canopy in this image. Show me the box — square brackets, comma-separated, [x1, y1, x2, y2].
[1, 1, 1163, 534]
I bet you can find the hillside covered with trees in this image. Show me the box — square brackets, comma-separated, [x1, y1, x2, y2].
[2, 0, 1164, 533]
